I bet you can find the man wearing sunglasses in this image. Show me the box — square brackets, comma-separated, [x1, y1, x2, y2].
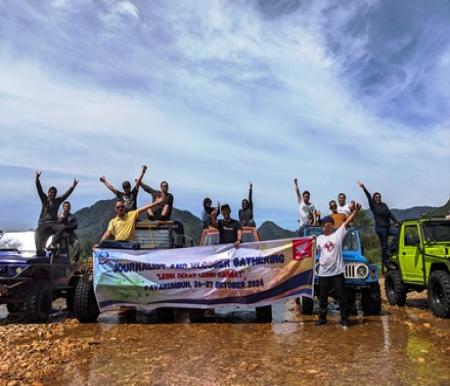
[97, 197, 163, 244]
[140, 180, 174, 221]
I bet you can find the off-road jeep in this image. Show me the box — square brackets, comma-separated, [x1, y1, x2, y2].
[385, 218, 450, 318]
[0, 230, 84, 322]
[73, 220, 190, 323]
[299, 226, 381, 316]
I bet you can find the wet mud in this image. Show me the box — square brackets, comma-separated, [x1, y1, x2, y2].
[0, 283, 449, 386]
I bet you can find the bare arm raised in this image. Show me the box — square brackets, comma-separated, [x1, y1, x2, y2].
[342, 202, 361, 228]
[294, 178, 302, 204]
[100, 176, 119, 195]
[134, 165, 148, 190]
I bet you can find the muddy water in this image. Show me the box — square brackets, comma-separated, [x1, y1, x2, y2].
[1, 297, 449, 386]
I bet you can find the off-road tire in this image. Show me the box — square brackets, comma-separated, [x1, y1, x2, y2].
[427, 270, 450, 318]
[361, 282, 382, 315]
[189, 309, 206, 323]
[6, 303, 24, 314]
[66, 276, 80, 314]
[74, 273, 99, 323]
[156, 308, 175, 323]
[25, 280, 53, 323]
[385, 269, 406, 306]
[256, 306, 272, 323]
[299, 296, 314, 314]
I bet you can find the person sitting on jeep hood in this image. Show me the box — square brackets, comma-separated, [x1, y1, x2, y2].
[99, 165, 147, 212]
[140, 180, 174, 221]
[98, 197, 164, 244]
[357, 181, 398, 269]
[316, 203, 361, 328]
[329, 200, 347, 228]
[239, 182, 256, 227]
[202, 198, 220, 229]
[54, 201, 80, 258]
[211, 204, 242, 248]
[35, 170, 78, 254]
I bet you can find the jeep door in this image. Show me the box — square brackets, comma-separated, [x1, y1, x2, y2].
[400, 225, 423, 283]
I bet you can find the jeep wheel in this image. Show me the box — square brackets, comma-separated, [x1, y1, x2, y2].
[256, 306, 272, 322]
[385, 270, 406, 306]
[25, 280, 53, 323]
[361, 282, 382, 315]
[74, 273, 99, 323]
[427, 270, 450, 318]
[6, 303, 24, 314]
[66, 276, 80, 314]
[156, 308, 175, 323]
[189, 309, 206, 323]
[298, 296, 314, 314]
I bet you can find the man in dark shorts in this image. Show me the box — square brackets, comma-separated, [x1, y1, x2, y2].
[140, 180, 174, 221]
[212, 204, 242, 248]
[100, 165, 147, 212]
[35, 170, 78, 254]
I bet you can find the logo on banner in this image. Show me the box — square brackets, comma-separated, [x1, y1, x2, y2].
[292, 238, 314, 261]
[95, 251, 111, 265]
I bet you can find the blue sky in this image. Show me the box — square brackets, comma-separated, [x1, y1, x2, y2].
[1, 0, 449, 230]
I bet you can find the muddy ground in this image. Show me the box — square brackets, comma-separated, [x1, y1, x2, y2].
[0, 281, 449, 386]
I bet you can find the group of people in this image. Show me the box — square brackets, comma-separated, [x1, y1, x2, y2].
[34, 168, 407, 327]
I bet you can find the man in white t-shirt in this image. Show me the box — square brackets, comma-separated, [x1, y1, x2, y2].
[294, 178, 317, 236]
[337, 193, 355, 215]
[315, 203, 361, 328]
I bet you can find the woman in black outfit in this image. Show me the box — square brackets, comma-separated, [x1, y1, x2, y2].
[358, 181, 399, 271]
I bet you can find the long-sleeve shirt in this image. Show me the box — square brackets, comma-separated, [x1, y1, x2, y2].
[239, 187, 254, 225]
[362, 186, 398, 228]
[36, 179, 75, 223]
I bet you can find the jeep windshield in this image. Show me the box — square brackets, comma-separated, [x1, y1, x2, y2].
[0, 231, 38, 257]
[304, 228, 359, 251]
[422, 221, 450, 243]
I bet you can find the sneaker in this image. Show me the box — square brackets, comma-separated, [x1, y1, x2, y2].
[315, 319, 327, 326]
[340, 319, 350, 328]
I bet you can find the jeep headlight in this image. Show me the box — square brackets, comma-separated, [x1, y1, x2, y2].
[356, 265, 368, 279]
[15, 267, 23, 274]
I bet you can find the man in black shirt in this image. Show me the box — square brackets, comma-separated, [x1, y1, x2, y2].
[54, 201, 80, 259]
[100, 165, 147, 212]
[140, 180, 174, 221]
[35, 171, 78, 254]
[212, 204, 242, 247]
[358, 181, 399, 270]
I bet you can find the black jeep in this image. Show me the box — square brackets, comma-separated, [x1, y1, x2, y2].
[0, 230, 84, 322]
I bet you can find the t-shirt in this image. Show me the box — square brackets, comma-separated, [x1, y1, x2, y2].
[317, 225, 347, 277]
[140, 182, 174, 220]
[337, 203, 351, 215]
[331, 213, 347, 228]
[299, 202, 315, 226]
[218, 219, 242, 244]
[107, 210, 139, 241]
[116, 188, 138, 212]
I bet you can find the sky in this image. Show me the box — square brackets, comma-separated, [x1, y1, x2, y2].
[1, 0, 449, 230]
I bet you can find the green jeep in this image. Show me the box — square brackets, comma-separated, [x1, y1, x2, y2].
[385, 218, 450, 318]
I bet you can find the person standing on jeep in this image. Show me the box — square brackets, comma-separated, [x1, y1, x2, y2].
[337, 193, 355, 215]
[316, 203, 361, 328]
[98, 197, 164, 244]
[35, 171, 79, 254]
[329, 200, 347, 228]
[239, 182, 256, 227]
[357, 181, 399, 270]
[211, 204, 242, 248]
[54, 201, 80, 259]
[99, 165, 147, 212]
[202, 198, 220, 229]
[294, 178, 317, 236]
[140, 180, 174, 221]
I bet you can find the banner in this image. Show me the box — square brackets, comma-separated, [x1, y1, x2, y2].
[93, 237, 315, 311]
